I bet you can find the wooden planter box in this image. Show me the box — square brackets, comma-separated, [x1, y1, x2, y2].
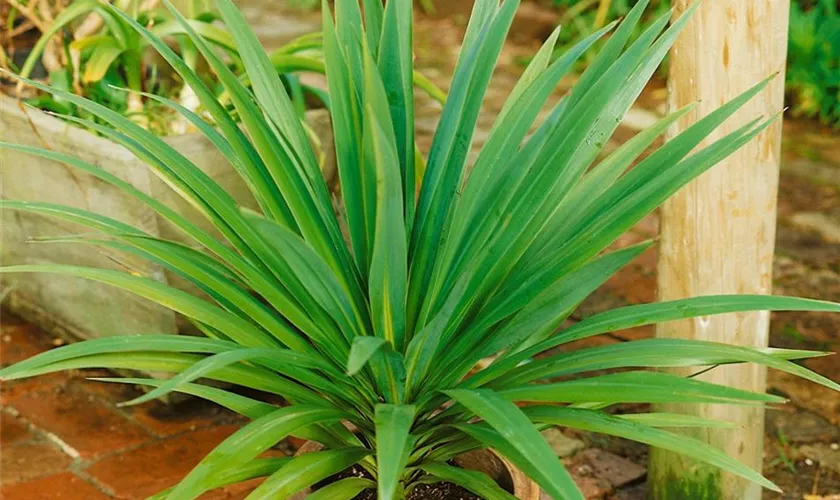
[0, 94, 335, 341]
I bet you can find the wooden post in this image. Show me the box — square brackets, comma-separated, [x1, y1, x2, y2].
[648, 1, 789, 499]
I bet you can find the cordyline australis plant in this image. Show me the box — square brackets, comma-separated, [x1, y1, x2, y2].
[1, 0, 839, 498]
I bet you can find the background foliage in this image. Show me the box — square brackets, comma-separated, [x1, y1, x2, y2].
[547, 0, 840, 127]
[282, 0, 840, 127]
[786, 0, 840, 126]
[0, 0, 329, 134]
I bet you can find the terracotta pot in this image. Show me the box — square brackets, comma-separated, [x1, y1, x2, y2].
[289, 441, 540, 500]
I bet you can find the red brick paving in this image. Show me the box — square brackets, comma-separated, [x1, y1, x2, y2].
[0, 315, 53, 365]
[0, 316, 265, 499]
[0, 315, 67, 407]
[0, 372, 66, 407]
[558, 334, 621, 354]
[125, 398, 232, 438]
[197, 477, 262, 500]
[9, 385, 151, 459]
[1, 441, 74, 484]
[85, 425, 240, 499]
[0, 472, 111, 500]
[0, 413, 33, 446]
[610, 325, 654, 342]
[62, 374, 226, 437]
[603, 255, 658, 306]
[62, 370, 132, 401]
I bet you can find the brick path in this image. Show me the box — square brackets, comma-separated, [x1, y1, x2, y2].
[0, 313, 285, 500]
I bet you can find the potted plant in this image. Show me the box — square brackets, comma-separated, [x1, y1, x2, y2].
[0, 0, 337, 340]
[2, 0, 839, 498]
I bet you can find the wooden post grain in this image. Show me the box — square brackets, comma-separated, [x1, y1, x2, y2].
[648, 1, 789, 499]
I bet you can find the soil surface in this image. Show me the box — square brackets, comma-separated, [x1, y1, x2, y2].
[409, 482, 484, 500]
[314, 464, 482, 500]
[314, 464, 378, 500]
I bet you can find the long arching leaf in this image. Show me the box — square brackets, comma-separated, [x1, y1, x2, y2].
[473, 294, 840, 388]
[525, 406, 781, 492]
[0, 264, 281, 347]
[166, 406, 351, 500]
[247, 448, 371, 499]
[495, 338, 840, 391]
[375, 404, 417, 500]
[498, 371, 785, 405]
[0, 335, 235, 380]
[446, 389, 582, 500]
[147, 458, 290, 500]
[306, 477, 376, 500]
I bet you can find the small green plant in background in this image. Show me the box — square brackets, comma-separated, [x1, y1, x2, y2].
[786, 0, 840, 127]
[548, 0, 840, 127]
[3, 0, 337, 134]
[416, 0, 436, 14]
[283, 1, 439, 15]
[284, 0, 320, 10]
[767, 429, 798, 474]
[1, 0, 840, 499]
[12, 0, 243, 134]
[3, 0, 443, 136]
[550, 0, 669, 70]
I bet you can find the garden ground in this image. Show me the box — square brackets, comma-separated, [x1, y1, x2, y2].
[1, 2, 839, 499]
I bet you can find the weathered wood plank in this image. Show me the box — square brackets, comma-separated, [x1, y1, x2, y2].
[648, 1, 790, 499]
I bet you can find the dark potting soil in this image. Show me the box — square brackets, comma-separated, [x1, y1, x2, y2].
[314, 464, 484, 500]
[408, 481, 483, 500]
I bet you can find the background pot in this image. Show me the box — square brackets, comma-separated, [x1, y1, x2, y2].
[289, 441, 540, 500]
